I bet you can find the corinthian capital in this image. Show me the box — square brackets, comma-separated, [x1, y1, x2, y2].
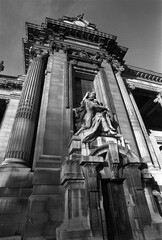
[29, 46, 49, 59]
[111, 59, 125, 73]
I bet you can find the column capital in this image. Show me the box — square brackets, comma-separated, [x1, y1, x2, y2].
[29, 46, 49, 60]
[111, 59, 125, 73]
[126, 82, 136, 93]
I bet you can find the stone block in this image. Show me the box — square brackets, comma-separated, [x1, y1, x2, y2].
[0, 168, 33, 188]
[0, 187, 32, 197]
[30, 212, 48, 224]
[44, 221, 62, 237]
[69, 136, 81, 155]
[0, 197, 28, 213]
[33, 185, 64, 195]
[25, 223, 44, 237]
[48, 209, 64, 222]
[0, 220, 23, 237]
[47, 195, 64, 210]
[33, 168, 60, 185]
[0, 236, 21, 240]
[25, 237, 46, 240]
[57, 227, 92, 240]
[35, 155, 61, 169]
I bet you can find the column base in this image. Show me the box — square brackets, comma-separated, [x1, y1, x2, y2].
[56, 221, 92, 240]
[2, 158, 29, 167]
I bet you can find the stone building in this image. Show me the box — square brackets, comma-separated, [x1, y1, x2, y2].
[0, 15, 162, 240]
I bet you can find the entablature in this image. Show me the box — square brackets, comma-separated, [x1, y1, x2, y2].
[23, 16, 128, 72]
[125, 78, 162, 93]
[123, 65, 162, 83]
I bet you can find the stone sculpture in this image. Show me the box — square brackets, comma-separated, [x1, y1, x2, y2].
[74, 91, 117, 143]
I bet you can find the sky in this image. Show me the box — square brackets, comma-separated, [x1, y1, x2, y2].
[0, 0, 161, 76]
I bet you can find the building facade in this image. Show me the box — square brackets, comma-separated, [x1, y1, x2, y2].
[0, 15, 162, 240]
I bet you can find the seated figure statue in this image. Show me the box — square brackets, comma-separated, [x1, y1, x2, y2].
[74, 91, 117, 143]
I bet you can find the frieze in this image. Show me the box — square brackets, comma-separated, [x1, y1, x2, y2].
[50, 41, 126, 69]
[0, 76, 23, 90]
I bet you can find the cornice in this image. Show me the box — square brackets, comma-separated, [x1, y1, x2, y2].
[123, 65, 162, 83]
[23, 17, 128, 72]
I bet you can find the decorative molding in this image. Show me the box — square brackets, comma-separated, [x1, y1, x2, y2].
[29, 46, 49, 60]
[111, 59, 125, 73]
[5, 150, 28, 161]
[0, 76, 23, 90]
[123, 65, 162, 83]
[125, 78, 162, 93]
[23, 18, 128, 72]
[125, 82, 136, 93]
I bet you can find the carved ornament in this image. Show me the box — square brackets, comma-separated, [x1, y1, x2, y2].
[154, 92, 162, 107]
[29, 46, 49, 59]
[0, 77, 23, 90]
[24, 18, 128, 72]
[123, 65, 162, 83]
[125, 82, 136, 93]
[111, 59, 125, 73]
[62, 14, 97, 30]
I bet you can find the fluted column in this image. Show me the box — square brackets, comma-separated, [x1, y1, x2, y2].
[3, 50, 48, 167]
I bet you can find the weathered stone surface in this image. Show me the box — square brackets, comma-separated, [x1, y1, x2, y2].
[33, 168, 61, 185]
[0, 99, 19, 164]
[0, 237, 22, 240]
[43, 51, 66, 157]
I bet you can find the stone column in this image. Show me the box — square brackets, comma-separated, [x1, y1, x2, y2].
[3, 50, 48, 167]
[115, 71, 152, 164]
[129, 91, 161, 168]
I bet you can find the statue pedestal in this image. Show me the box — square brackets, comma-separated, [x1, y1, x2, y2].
[57, 153, 92, 240]
[80, 156, 105, 239]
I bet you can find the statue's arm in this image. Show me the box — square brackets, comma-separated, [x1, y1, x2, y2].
[92, 101, 108, 111]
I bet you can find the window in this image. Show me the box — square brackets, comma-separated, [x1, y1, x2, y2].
[72, 67, 96, 133]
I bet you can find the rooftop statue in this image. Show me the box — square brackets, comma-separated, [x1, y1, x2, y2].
[62, 14, 97, 30]
[154, 92, 162, 107]
[74, 91, 117, 143]
[0, 60, 4, 72]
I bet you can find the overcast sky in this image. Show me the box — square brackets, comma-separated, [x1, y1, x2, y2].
[0, 0, 161, 76]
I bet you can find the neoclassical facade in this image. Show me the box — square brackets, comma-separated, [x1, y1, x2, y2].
[0, 15, 162, 240]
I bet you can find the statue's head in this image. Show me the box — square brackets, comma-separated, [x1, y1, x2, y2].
[88, 91, 96, 99]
